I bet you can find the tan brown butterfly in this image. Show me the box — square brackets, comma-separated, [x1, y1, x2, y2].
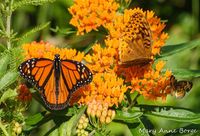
[170, 75, 193, 99]
[119, 10, 152, 67]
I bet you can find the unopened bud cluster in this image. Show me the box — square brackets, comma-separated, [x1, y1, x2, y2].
[87, 100, 115, 123]
[76, 114, 89, 136]
[12, 121, 22, 135]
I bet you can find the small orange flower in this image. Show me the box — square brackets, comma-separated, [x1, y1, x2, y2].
[17, 84, 32, 102]
[68, 0, 119, 35]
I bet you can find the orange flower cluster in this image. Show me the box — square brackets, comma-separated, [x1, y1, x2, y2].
[17, 84, 32, 102]
[131, 61, 172, 100]
[84, 44, 117, 73]
[22, 41, 85, 61]
[68, 0, 119, 35]
[78, 73, 127, 107]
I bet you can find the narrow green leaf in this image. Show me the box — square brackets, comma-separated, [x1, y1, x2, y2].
[50, 26, 76, 35]
[0, 121, 9, 136]
[169, 69, 200, 78]
[132, 105, 200, 124]
[58, 106, 86, 136]
[48, 128, 59, 136]
[0, 44, 6, 52]
[12, 0, 56, 11]
[115, 110, 143, 123]
[83, 42, 96, 54]
[25, 111, 47, 126]
[0, 54, 10, 78]
[0, 12, 5, 31]
[128, 119, 150, 136]
[157, 39, 200, 58]
[16, 22, 50, 43]
[0, 89, 17, 103]
[0, 71, 18, 91]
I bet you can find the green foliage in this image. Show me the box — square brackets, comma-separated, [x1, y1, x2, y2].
[132, 105, 200, 124]
[107, 122, 133, 136]
[0, 88, 17, 104]
[115, 110, 143, 123]
[0, 54, 9, 78]
[49, 106, 86, 136]
[157, 39, 200, 58]
[169, 69, 200, 78]
[0, 44, 6, 52]
[16, 21, 50, 44]
[12, 0, 56, 11]
[0, 71, 18, 91]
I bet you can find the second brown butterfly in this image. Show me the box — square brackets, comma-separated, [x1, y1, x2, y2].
[170, 75, 193, 99]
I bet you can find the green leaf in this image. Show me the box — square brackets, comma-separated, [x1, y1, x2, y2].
[0, 54, 10, 78]
[0, 71, 18, 91]
[59, 106, 86, 136]
[24, 111, 48, 131]
[115, 110, 143, 123]
[132, 105, 200, 124]
[157, 39, 200, 58]
[25, 111, 47, 126]
[50, 26, 76, 35]
[49, 106, 86, 136]
[0, 89, 17, 103]
[128, 119, 150, 136]
[168, 69, 200, 78]
[0, 44, 6, 52]
[0, 12, 5, 31]
[16, 22, 50, 43]
[12, 0, 56, 11]
[107, 122, 133, 136]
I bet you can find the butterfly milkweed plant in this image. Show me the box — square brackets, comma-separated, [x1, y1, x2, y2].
[0, 0, 200, 136]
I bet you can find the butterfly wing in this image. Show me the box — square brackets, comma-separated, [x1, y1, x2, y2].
[18, 58, 58, 108]
[119, 11, 152, 67]
[18, 58, 54, 88]
[60, 60, 92, 93]
[170, 75, 193, 99]
[50, 59, 92, 110]
[19, 57, 93, 110]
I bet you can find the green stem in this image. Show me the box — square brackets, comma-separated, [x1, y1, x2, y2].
[0, 121, 9, 136]
[6, 0, 13, 49]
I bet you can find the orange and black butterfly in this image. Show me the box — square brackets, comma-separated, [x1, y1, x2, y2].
[170, 75, 193, 99]
[18, 54, 92, 110]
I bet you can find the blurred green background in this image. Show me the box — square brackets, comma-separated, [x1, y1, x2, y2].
[11, 0, 200, 135]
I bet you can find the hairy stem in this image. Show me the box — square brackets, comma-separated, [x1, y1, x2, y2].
[6, 0, 13, 49]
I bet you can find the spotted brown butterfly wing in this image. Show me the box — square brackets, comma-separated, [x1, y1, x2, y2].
[170, 75, 193, 99]
[18, 54, 93, 110]
[119, 10, 152, 67]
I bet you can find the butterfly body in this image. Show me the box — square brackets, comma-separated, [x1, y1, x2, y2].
[19, 54, 92, 110]
[170, 75, 192, 99]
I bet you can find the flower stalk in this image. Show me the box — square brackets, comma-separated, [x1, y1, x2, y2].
[5, 0, 13, 49]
